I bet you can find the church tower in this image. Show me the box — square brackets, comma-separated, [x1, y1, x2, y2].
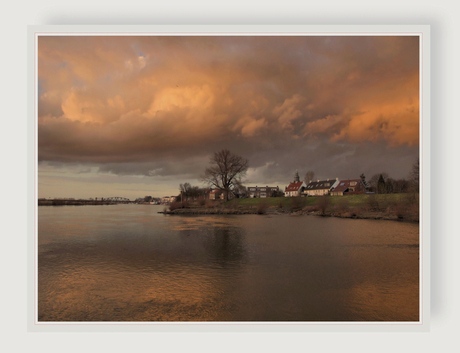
[294, 169, 300, 183]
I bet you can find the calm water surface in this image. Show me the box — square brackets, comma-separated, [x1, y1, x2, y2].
[38, 204, 419, 321]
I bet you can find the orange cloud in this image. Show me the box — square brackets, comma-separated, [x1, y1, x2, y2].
[233, 116, 268, 137]
[37, 35, 419, 167]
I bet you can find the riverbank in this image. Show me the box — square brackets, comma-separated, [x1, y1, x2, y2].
[160, 193, 419, 223]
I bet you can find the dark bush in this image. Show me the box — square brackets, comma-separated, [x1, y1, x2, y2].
[169, 201, 189, 211]
[205, 200, 216, 208]
[256, 200, 269, 214]
[289, 197, 304, 212]
[277, 199, 284, 209]
[316, 196, 330, 215]
[335, 197, 350, 214]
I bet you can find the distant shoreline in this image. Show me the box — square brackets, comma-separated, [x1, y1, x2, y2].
[38, 200, 119, 206]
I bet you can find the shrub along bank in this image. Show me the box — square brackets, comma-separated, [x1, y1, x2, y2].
[165, 194, 419, 222]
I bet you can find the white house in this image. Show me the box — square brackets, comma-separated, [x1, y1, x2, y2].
[304, 178, 339, 196]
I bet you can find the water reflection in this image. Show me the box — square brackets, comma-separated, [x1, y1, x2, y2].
[38, 205, 419, 322]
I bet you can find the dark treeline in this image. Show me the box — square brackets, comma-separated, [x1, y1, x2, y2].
[363, 157, 419, 194]
[175, 182, 209, 201]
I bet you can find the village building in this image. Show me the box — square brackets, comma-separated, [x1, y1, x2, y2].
[330, 179, 367, 196]
[247, 186, 280, 198]
[284, 170, 305, 197]
[161, 196, 176, 204]
[304, 178, 339, 196]
[219, 191, 236, 200]
[209, 189, 222, 200]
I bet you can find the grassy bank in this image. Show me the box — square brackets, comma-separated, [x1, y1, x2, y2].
[165, 193, 419, 222]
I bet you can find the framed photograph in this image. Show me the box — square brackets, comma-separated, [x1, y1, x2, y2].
[28, 25, 430, 332]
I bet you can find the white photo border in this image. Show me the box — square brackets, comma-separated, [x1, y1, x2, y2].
[28, 25, 430, 332]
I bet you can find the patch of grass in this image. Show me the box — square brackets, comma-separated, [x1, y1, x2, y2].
[216, 194, 415, 217]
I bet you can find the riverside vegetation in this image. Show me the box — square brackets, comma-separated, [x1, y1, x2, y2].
[163, 193, 419, 223]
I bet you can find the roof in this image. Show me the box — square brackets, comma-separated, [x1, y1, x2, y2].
[305, 179, 336, 191]
[210, 189, 221, 194]
[248, 186, 279, 191]
[332, 179, 362, 193]
[285, 181, 304, 192]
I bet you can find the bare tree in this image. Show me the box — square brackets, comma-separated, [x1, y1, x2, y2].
[304, 171, 315, 185]
[201, 149, 249, 201]
[232, 180, 248, 198]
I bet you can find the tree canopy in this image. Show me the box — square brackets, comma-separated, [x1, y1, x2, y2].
[304, 171, 315, 184]
[201, 149, 249, 201]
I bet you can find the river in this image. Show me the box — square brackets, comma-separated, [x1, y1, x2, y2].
[37, 204, 419, 322]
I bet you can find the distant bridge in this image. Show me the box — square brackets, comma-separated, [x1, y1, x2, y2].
[105, 197, 130, 202]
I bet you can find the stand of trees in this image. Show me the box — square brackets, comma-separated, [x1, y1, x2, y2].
[366, 157, 419, 194]
[176, 183, 208, 201]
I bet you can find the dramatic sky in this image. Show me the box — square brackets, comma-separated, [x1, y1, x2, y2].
[37, 35, 420, 199]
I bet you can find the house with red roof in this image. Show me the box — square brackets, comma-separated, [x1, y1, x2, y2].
[284, 170, 305, 197]
[330, 179, 366, 196]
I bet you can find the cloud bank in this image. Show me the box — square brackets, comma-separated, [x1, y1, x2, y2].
[37, 35, 419, 196]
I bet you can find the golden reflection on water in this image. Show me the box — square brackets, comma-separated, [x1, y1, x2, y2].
[345, 281, 419, 321]
[38, 205, 419, 322]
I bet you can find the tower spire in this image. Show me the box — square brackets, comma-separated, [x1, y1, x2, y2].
[294, 169, 300, 183]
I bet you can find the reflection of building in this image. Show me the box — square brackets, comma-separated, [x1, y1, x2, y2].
[285, 170, 305, 197]
[304, 178, 339, 196]
[330, 179, 366, 196]
[247, 186, 279, 198]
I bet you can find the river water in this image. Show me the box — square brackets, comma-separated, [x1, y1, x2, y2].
[37, 204, 419, 322]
